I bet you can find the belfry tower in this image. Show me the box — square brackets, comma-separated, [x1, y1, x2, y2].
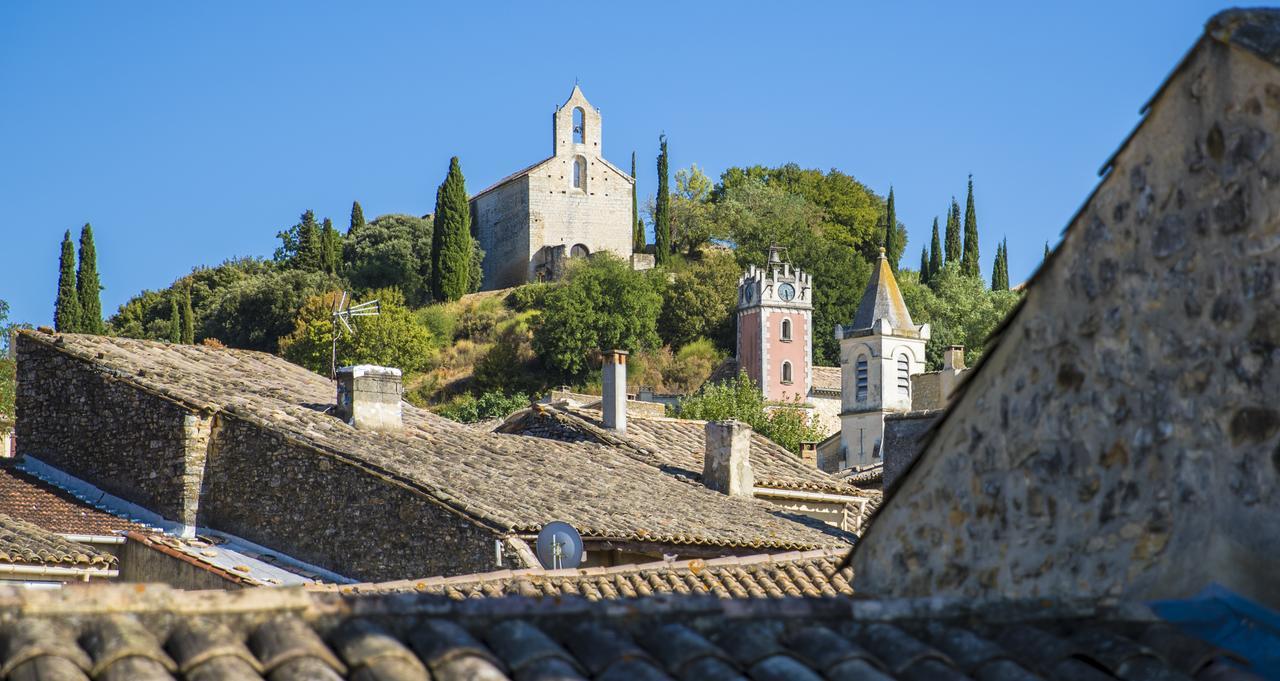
[736, 246, 813, 404]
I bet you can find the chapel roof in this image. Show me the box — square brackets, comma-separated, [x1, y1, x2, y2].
[847, 248, 916, 334]
[0, 583, 1243, 680]
[18, 331, 849, 553]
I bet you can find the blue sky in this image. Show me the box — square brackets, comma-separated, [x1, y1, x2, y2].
[0, 1, 1249, 328]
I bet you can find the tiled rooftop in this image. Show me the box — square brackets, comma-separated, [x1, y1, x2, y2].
[20, 331, 850, 552]
[0, 584, 1249, 680]
[0, 464, 150, 537]
[0, 512, 114, 568]
[314, 549, 853, 600]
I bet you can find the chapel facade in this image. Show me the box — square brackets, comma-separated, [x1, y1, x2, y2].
[470, 86, 637, 290]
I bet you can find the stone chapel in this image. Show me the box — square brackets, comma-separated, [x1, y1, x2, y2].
[470, 86, 639, 290]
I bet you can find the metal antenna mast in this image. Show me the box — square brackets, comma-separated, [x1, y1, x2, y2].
[330, 292, 380, 379]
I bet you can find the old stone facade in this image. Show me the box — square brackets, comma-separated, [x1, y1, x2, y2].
[853, 11, 1280, 608]
[471, 86, 635, 289]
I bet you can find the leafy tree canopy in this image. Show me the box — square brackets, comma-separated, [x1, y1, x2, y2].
[658, 251, 739, 351]
[344, 214, 433, 306]
[898, 263, 1020, 369]
[673, 372, 827, 454]
[279, 287, 435, 375]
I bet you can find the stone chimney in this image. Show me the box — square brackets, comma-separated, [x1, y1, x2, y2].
[703, 420, 754, 497]
[335, 365, 403, 432]
[940, 345, 967, 405]
[602, 350, 628, 432]
[799, 441, 817, 467]
[943, 345, 966, 370]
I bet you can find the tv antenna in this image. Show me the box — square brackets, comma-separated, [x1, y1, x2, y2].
[535, 521, 583, 570]
[330, 291, 380, 379]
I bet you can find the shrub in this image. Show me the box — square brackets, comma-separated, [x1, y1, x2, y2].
[508, 283, 552, 311]
[434, 390, 530, 423]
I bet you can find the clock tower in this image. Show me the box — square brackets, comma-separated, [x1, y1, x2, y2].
[735, 246, 813, 403]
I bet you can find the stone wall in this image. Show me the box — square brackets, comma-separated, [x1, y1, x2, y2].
[198, 415, 513, 581]
[526, 156, 633, 274]
[909, 372, 942, 411]
[15, 335, 208, 526]
[853, 34, 1280, 607]
[472, 175, 531, 290]
[118, 539, 243, 591]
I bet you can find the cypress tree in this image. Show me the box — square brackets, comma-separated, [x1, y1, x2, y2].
[295, 210, 322, 271]
[631, 151, 645, 253]
[321, 217, 342, 275]
[883, 186, 904, 273]
[919, 247, 929, 280]
[54, 230, 80, 332]
[928, 217, 943, 285]
[168, 295, 181, 343]
[75, 223, 102, 334]
[944, 198, 961, 264]
[431, 156, 473, 302]
[181, 285, 195, 344]
[349, 201, 366, 236]
[961, 175, 980, 278]
[991, 241, 1003, 290]
[654, 135, 671, 266]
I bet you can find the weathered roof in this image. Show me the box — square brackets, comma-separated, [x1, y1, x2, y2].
[20, 331, 849, 552]
[0, 512, 114, 568]
[880, 410, 944, 490]
[496, 403, 864, 496]
[318, 549, 853, 600]
[811, 365, 841, 393]
[847, 249, 916, 334]
[0, 464, 150, 537]
[0, 584, 1247, 680]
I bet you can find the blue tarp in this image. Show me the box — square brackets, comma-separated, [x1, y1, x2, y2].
[1149, 583, 1280, 680]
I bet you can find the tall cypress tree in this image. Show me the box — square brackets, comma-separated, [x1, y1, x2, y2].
[76, 223, 102, 334]
[631, 151, 644, 253]
[431, 156, 473, 302]
[295, 210, 322, 271]
[654, 135, 671, 266]
[321, 217, 342, 275]
[181, 285, 195, 344]
[883, 186, 904, 273]
[54, 230, 80, 332]
[349, 201, 366, 237]
[168, 295, 181, 343]
[928, 217, 943, 285]
[961, 175, 980, 278]
[991, 241, 1003, 290]
[919, 247, 929, 280]
[944, 198, 962, 264]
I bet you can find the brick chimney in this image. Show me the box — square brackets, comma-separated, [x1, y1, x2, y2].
[336, 365, 403, 432]
[703, 420, 754, 497]
[602, 350, 628, 432]
[799, 441, 817, 467]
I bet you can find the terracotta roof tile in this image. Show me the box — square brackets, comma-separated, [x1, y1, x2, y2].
[0, 512, 114, 568]
[0, 465, 149, 537]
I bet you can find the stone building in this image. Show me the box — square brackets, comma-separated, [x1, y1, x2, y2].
[15, 331, 849, 582]
[852, 8, 1280, 608]
[470, 86, 639, 289]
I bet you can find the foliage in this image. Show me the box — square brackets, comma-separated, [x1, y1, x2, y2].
[961, 175, 981, 278]
[991, 238, 1009, 291]
[320, 218, 343, 275]
[469, 240, 485, 294]
[944, 197, 962, 264]
[201, 266, 343, 352]
[629, 339, 726, 395]
[415, 305, 457, 348]
[508, 283, 552, 312]
[927, 217, 943, 286]
[882, 187, 905, 273]
[670, 164, 717, 255]
[654, 135, 671, 264]
[168, 296, 181, 343]
[454, 296, 505, 343]
[348, 201, 366, 236]
[343, 213, 433, 305]
[431, 156, 473, 302]
[54, 230, 80, 332]
[181, 285, 195, 344]
[673, 372, 827, 454]
[279, 288, 435, 375]
[898, 264, 1020, 369]
[275, 210, 327, 271]
[76, 224, 103, 334]
[533, 253, 663, 376]
[433, 390, 530, 424]
[658, 251, 739, 350]
[631, 151, 644, 252]
[473, 315, 548, 395]
[0, 300, 15, 433]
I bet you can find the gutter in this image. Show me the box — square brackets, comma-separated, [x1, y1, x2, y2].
[754, 487, 867, 504]
[58, 534, 126, 545]
[0, 564, 118, 580]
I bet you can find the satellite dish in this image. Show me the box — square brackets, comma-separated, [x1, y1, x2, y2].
[535, 521, 583, 569]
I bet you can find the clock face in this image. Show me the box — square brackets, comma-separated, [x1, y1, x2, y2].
[778, 283, 796, 301]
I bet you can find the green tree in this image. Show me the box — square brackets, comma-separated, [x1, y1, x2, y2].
[345, 213, 432, 305]
[76, 223, 103, 334]
[279, 288, 435, 375]
[275, 210, 325, 271]
[882, 186, 905, 273]
[349, 201, 366, 236]
[658, 252, 740, 350]
[54, 230, 80, 332]
[181, 285, 195, 343]
[654, 135, 672, 265]
[961, 175, 980, 278]
[631, 151, 644, 252]
[431, 156, 473, 302]
[533, 253, 663, 376]
[468, 240, 485, 294]
[0, 300, 18, 435]
[674, 372, 827, 454]
[670, 164, 717, 255]
[927, 217, 943, 287]
[944, 198, 962, 264]
[434, 390, 531, 423]
[918, 247, 929, 280]
[320, 218, 343, 275]
[899, 264, 1020, 369]
[993, 237, 1010, 291]
[168, 295, 182, 343]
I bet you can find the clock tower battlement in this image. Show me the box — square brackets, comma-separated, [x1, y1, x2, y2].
[735, 246, 813, 403]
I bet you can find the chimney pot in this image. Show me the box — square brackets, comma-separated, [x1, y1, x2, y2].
[336, 365, 403, 432]
[703, 420, 754, 497]
[602, 350, 628, 432]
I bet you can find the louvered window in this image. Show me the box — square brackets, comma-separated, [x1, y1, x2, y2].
[898, 355, 911, 395]
[855, 356, 868, 401]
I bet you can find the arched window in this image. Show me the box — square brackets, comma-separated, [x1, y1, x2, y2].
[855, 355, 868, 401]
[572, 156, 586, 190]
[781, 361, 793, 384]
[780, 319, 792, 341]
[570, 243, 589, 258]
[898, 354, 911, 396]
[572, 107, 585, 144]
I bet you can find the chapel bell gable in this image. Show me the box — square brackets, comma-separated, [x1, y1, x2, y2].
[553, 85, 603, 157]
